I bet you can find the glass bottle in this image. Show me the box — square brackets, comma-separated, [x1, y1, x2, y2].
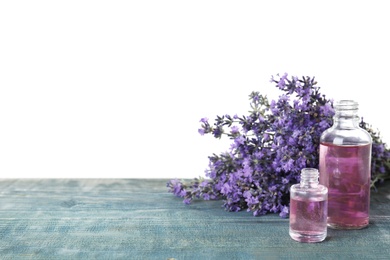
[319, 100, 372, 229]
[289, 168, 328, 243]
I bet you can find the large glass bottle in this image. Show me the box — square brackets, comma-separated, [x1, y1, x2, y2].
[319, 100, 372, 229]
[289, 168, 328, 243]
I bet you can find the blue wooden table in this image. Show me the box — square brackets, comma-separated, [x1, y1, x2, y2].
[1, 179, 389, 259]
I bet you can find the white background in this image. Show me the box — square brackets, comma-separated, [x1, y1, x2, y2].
[1, 1, 389, 179]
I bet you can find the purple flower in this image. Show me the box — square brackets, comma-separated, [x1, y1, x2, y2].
[200, 117, 208, 123]
[318, 120, 329, 129]
[262, 133, 270, 142]
[231, 126, 239, 135]
[221, 183, 232, 195]
[200, 180, 209, 187]
[183, 198, 192, 205]
[245, 195, 259, 206]
[167, 179, 183, 197]
[212, 127, 223, 138]
[203, 193, 210, 200]
[282, 158, 295, 172]
[179, 190, 187, 197]
[234, 136, 245, 145]
[277, 73, 288, 89]
[320, 103, 334, 117]
[279, 206, 289, 218]
[279, 94, 289, 102]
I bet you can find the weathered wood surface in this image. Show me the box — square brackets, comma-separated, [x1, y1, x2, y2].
[0, 179, 389, 259]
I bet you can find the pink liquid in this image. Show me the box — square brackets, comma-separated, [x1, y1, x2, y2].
[289, 197, 327, 242]
[319, 142, 371, 229]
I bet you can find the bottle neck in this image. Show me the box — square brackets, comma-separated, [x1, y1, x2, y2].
[300, 168, 319, 188]
[332, 100, 360, 129]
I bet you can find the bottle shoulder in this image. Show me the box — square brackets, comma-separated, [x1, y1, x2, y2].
[290, 183, 328, 194]
[320, 126, 372, 145]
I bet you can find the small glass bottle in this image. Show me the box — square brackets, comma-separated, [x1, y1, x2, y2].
[289, 168, 328, 243]
[319, 100, 372, 229]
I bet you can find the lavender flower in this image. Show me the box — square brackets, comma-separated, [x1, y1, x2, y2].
[168, 74, 390, 217]
[360, 119, 390, 188]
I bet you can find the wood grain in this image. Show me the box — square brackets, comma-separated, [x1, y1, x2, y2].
[1, 179, 389, 259]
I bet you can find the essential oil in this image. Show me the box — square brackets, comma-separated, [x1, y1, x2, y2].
[289, 168, 328, 243]
[319, 100, 372, 229]
[319, 142, 371, 229]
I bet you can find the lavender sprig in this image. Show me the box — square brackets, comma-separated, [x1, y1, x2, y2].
[360, 120, 390, 189]
[168, 74, 390, 217]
